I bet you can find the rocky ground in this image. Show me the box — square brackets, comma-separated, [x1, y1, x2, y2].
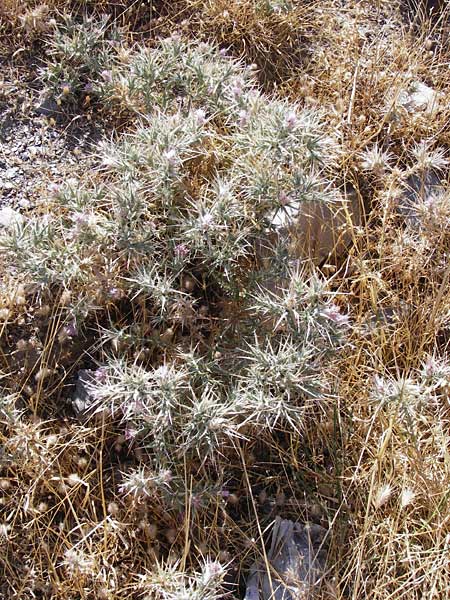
[0, 59, 102, 218]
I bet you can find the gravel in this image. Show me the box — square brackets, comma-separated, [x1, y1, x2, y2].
[0, 59, 105, 215]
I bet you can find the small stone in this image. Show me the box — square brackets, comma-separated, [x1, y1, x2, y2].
[0, 207, 24, 228]
[5, 167, 19, 179]
[71, 369, 98, 419]
[35, 97, 61, 119]
[398, 81, 439, 113]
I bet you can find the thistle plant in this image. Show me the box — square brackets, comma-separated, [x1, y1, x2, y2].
[371, 366, 446, 439]
[43, 14, 122, 106]
[3, 36, 338, 299]
[61, 547, 96, 580]
[83, 360, 188, 425]
[250, 268, 350, 348]
[231, 336, 324, 434]
[1, 37, 348, 460]
[3, 3, 450, 599]
[140, 559, 226, 600]
[0, 34, 352, 596]
[181, 387, 240, 457]
[101, 35, 257, 116]
[118, 465, 174, 501]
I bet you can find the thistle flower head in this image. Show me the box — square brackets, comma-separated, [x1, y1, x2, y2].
[284, 110, 298, 130]
[320, 303, 350, 326]
[400, 488, 416, 509]
[360, 144, 394, 175]
[119, 465, 173, 500]
[373, 483, 393, 509]
[411, 140, 448, 172]
[194, 108, 207, 125]
[62, 548, 95, 578]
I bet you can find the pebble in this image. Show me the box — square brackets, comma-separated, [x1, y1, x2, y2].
[397, 80, 439, 113]
[5, 167, 20, 178]
[0, 206, 24, 228]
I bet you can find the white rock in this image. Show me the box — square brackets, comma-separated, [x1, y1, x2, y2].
[398, 81, 439, 113]
[290, 185, 362, 264]
[0, 207, 24, 228]
[5, 167, 20, 179]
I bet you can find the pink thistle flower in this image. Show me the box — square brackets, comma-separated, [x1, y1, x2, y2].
[64, 322, 78, 337]
[95, 367, 108, 383]
[231, 81, 243, 98]
[100, 70, 112, 82]
[284, 111, 298, 130]
[164, 149, 178, 170]
[321, 303, 350, 326]
[279, 191, 291, 206]
[124, 427, 138, 441]
[195, 108, 207, 126]
[174, 243, 189, 259]
[108, 287, 124, 300]
[238, 109, 249, 127]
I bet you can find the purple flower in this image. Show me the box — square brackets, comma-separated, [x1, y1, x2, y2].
[191, 494, 202, 510]
[159, 469, 173, 484]
[100, 70, 112, 82]
[423, 357, 441, 380]
[73, 211, 90, 227]
[231, 84, 243, 99]
[238, 110, 249, 127]
[64, 322, 78, 337]
[279, 191, 291, 206]
[95, 367, 108, 383]
[321, 304, 350, 326]
[174, 243, 189, 259]
[284, 111, 298, 130]
[108, 287, 124, 300]
[131, 398, 145, 415]
[124, 427, 138, 441]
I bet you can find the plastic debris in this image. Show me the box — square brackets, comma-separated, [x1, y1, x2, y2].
[244, 517, 328, 600]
